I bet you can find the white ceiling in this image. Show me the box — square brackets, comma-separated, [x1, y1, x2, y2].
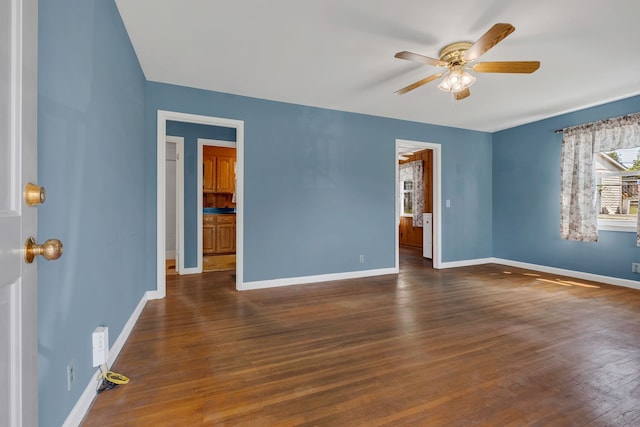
[115, 0, 640, 132]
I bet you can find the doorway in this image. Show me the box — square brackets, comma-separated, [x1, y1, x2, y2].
[395, 139, 442, 270]
[156, 111, 245, 298]
[198, 138, 237, 272]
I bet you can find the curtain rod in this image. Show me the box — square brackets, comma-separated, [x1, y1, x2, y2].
[554, 111, 640, 135]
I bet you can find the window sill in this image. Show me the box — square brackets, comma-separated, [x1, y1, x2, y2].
[598, 220, 636, 232]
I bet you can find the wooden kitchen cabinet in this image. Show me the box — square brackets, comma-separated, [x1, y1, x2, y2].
[203, 215, 216, 254]
[215, 156, 234, 193]
[203, 158, 214, 191]
[203, 146, 236, 194]
[216, 223, 235, 253]
[203, 214, 236, 255]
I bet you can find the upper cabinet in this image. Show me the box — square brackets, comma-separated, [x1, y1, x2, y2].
[203, 157, 214, 191]
[215, 155, 235, 193]
[203, 146, 236, 194]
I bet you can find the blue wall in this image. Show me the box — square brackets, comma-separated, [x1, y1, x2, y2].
[37, 0, 146, 425]
[145, 83, 494, 284]
[493, 95, 640, 281]
[165, 121, 236, 267]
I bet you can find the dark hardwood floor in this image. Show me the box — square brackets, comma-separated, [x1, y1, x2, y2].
[82, 247, 640, 426]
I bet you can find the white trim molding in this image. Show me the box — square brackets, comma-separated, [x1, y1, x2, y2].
[491, 258, 640, 291]
[179, 267, 201, 276]
[239, 268, 398, 291]
[198, 138, 236, 148]
[439, 256, 640, 291]
[62, 291, 153, 427]
[598, 219, 636, 232]
[439, 257, 496, 269]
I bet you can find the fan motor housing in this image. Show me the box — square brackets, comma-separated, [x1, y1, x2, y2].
[439, 41, 473, 65]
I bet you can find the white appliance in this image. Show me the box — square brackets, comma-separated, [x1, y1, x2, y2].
[423, 213, 433, 259]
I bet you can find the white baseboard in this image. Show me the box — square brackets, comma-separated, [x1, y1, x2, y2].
[62, 291, 152, 427]
[436, 256, 640, 291]
[145, 290, 162, 300]
[180, 267, 201, 275]
[438, 257, 495, 269]
[491, 258, 640, 291]
[238, 267, 398, 291]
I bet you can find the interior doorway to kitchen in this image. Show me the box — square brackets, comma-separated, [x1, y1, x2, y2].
[395, 139, 441, 270]
[198, 138, 237, 274]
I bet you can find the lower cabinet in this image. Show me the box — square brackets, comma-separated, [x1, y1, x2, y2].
[203, 221, 215, 254]
[203, 214, 236, 255]
[216, 223, 235, 253]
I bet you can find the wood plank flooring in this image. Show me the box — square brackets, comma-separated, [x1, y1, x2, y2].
[82, 248, 640, 426]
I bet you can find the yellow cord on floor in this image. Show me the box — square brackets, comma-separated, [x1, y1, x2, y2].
[99, 364, 130, 385]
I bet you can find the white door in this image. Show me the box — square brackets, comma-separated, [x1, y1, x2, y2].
[423, 213, 433, 259]
[165, 142, 177, 262]
[0, 0, 41, 425]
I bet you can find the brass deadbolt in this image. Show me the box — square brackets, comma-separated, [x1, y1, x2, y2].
[24, 183, 46, 206]
[24, 237, 63, 264]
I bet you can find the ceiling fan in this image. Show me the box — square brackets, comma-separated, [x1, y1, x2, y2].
[394, 23, 540, 100]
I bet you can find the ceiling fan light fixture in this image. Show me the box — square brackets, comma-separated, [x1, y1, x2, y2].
[437, 68, 476, 93]
[394, 23, 539, 100]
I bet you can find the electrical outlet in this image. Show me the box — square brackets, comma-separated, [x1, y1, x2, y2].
[92, 326, 109, 367]
[67, 362, 74, 391]
[632, 263, 640, 273]
[359, 254, 365, 264]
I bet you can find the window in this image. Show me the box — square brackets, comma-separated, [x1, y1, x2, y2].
[559, 112, 640, 243]
[400, 180, 413, 216]
[596, 147, 640, 231]
[398, 159, 424, 226]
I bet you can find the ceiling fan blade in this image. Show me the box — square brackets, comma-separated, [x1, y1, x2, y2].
[394, 73, 443, 95]
[394, 51, 447, 67]
[463, 23, 515, 62]
[472, 61, 540, 73]
[454, 88, 470, 100]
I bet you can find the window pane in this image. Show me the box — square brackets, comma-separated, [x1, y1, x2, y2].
[403, 192, 413, 214]
[595, 147, 640, 224]
[602, 147, 640, 169]
[597, 175, 640, 220]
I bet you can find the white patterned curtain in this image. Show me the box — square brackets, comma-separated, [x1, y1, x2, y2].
[560, 112, 640, 244]
[399, 160, 424, 227]
[560, 125, 598, 241]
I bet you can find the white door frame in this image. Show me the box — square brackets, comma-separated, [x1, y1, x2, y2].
[0, 0, 39, 425]
[197, 138, 237, 270]
[156, 111, 244, 297]
[165, 136, 184, 274]
[395, 139, 442, 269]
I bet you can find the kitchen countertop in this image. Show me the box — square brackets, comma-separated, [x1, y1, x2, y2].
[203, 208, 236, 214]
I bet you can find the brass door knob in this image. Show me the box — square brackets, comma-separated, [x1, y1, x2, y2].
[24, 183, 46, 206]
[24, 237, 63, 263]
